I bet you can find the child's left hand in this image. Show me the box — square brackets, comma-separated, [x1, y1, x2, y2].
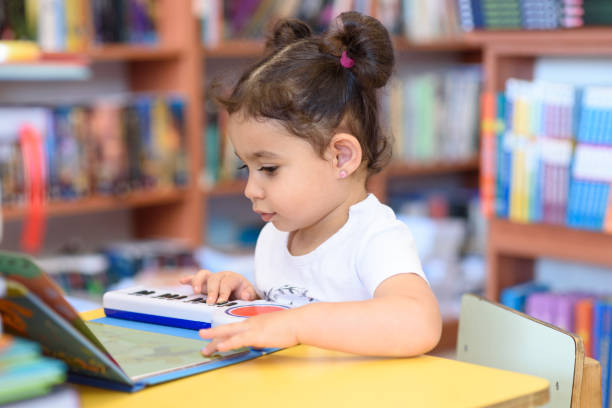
[199, 309, 299, 355]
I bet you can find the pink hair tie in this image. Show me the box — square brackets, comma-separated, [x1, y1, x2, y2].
[340, 50, 354, 68]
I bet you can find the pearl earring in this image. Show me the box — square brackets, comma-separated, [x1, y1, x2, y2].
[339, 170, 347, 179]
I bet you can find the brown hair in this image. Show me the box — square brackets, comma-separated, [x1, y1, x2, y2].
[216, 11, 394, 175]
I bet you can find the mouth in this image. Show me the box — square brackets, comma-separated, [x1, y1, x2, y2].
[256, 212, 275, 222]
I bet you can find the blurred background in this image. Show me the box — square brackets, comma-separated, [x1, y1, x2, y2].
[2, 2, 612, 404]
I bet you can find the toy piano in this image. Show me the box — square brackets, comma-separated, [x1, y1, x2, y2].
[103, 286, 290, 330]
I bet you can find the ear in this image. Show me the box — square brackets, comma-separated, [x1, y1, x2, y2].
[328, 133, 362, 179]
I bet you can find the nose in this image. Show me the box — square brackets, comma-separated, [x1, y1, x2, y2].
[244, 174, 264, 201]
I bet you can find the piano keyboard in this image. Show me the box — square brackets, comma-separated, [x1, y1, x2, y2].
[103, 286, 289, 330]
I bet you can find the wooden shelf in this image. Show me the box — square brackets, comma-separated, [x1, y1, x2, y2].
[470, 28, 612, 55]
[386, 156, 479, 178]
[467, 27, 612, 44]
[42, 46, 183, 63]
[487, 218, 612, 300]
[3, 188, 187, 221]
[87, 45, 182, 61]
[489, 218, 612, 268]
[203, 36, 480, 59]
[393, 36, 480, 52]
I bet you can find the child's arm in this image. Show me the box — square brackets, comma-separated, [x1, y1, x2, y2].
[179, 270, 258, 304]
[199, 273, 441, 357]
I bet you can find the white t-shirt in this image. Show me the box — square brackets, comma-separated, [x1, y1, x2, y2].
[254, 194, 426, 307]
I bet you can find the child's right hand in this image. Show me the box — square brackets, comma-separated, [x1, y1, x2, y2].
[179, 270, 257, 305]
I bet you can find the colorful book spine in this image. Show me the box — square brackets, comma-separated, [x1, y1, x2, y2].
[480, 91, 496, 218]
[0, 96, 188, 205]
[596, 300, 612, 408]
[568, 85, 612, 231]
[500, 281, 548, 312]
[525, 291, 555, 324]
[575, 298, 595, 357]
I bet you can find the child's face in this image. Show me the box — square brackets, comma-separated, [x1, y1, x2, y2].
[227, 115, 343, 232]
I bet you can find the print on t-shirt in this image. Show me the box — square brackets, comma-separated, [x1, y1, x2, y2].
[263, 285, 317, 307]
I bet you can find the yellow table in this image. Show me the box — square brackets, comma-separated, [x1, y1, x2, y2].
[78, 310, 549, 408]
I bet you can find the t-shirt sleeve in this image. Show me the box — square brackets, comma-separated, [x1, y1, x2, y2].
[357, 222, 428, 297]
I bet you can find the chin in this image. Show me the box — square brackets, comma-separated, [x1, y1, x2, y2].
[271, 219, 298, 232]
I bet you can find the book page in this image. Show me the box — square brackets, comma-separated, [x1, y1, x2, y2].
[85, 321, 247, 381]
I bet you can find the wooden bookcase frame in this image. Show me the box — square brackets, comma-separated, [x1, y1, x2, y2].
[477, 29, 612, 300]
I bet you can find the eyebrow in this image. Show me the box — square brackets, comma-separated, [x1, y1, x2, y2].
[234, 150, 280, 160]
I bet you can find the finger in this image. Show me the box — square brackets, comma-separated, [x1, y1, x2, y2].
[217, 275, 238, 303]
[201, 337, 225, 356]
[192, 270, 212, 294]
[217, 332, 252, 352]
[239, 285, 256, 301]
[179, 275, 193, 284]
[206, 273, 223, 304]
[199, 321, 245, 339]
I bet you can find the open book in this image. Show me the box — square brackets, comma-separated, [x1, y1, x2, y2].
[0, 251, 272, 392]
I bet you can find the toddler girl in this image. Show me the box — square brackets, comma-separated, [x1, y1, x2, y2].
[180, 11, 441, 357]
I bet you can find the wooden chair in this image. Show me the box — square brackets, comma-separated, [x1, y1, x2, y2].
[456, 294, 601, 407]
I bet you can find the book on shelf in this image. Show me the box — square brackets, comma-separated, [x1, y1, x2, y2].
[196, 0, 463, 46]
[0, 95, 188, 207]
[481, 78, 612, 234]
[0, 61, 91, 81]
[386, 65, 481, 164]
[499, 280, 548, 312]
[568, 85, 612, 232]
[480, 92, 496, 217]
[0, 250, 280, 392]
[500, 282, 612, 407]
[0, 0, 159, 52]
[0, 41, 41, 62]
[458, 0, 612, 31]
[91, 0, 158, 45]
[203, 103, 245, 186]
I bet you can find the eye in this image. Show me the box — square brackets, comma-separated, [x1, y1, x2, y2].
[237, 164, 247, 170]
[258, 166, 278, 174]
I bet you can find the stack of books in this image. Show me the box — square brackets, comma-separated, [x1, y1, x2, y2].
[567, 86, 612, 231]
[480, 79, 612, 233]
[0, 95, 188, 205]
[458, 0, 612, 31]
[0, 0, 158, 52]
[387, 66, 481, 163]
[0, 274, 75, 406]
[0, 336, 70, 406]
[195, 0, 463, 46]
[91, 0, 158, 45]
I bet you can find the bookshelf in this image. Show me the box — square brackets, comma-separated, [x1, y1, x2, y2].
[3, 188, 187, 221]
[2, 1, 483, 352]
[0, 0, 204, 246]
[87, 45, 182, 61]
[369, 156, 480, 203]
[478, 28, 612, 301]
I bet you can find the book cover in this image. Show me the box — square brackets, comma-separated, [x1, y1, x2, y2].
[0, 251, 269, 392]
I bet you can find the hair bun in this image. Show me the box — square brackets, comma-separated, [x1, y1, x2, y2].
[327, 11, 394, 89]
[265, 18, 312, 54]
